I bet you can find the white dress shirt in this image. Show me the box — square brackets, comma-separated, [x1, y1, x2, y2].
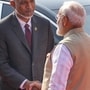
[16, 15, 32, 34]
[48, 44, 73, 90]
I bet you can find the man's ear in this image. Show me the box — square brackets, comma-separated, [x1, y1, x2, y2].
[10, 0, 16, 9]
[62, 16, 68, 27]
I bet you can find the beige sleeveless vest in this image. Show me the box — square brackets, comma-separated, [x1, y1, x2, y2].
[60, 28, 90, 90]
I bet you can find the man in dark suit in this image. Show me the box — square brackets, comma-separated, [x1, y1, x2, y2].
[0, 0, 54, 90]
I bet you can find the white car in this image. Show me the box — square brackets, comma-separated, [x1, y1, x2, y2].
[36, 0, 90, 35]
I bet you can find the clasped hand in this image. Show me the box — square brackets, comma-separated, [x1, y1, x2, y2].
[23, 80, 41, 90]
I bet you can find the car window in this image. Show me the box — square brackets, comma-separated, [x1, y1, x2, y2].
[84, 5, 90, 35]
[1, 4, 13, 18]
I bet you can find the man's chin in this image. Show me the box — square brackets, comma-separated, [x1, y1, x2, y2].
[24, 14, 33, 19]
[24, 16, 31, 19]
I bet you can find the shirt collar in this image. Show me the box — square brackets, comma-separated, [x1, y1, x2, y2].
[15, 14, 32, 28]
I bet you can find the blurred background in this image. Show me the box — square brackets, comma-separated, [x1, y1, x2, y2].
[0, 0, 90, 90]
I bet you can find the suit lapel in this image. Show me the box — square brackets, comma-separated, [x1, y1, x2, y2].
[31, 16, 39, 51]
[10, 13, 31, 53]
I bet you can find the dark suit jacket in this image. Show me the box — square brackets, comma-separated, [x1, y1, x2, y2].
[0, 12, 54, 90]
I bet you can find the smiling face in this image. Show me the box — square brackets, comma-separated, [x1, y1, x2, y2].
[10, 0, 35, 21]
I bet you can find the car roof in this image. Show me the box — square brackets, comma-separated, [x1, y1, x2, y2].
[36, 0, 90, 13]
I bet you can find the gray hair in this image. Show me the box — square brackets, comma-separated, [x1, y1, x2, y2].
[59, 1, 86, 27]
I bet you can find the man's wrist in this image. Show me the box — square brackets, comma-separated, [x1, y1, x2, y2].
[23, 80, 31, 89]
[20, 79, 28, 89]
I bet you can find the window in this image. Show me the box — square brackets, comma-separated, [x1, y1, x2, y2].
[1, 4, 13, 18]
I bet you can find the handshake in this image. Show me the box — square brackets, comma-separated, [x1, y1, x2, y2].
[23, 80, 41, 90]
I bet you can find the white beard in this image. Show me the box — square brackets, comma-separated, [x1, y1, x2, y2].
[56, 23, 64, 36]
[15, 9, 31, 19]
